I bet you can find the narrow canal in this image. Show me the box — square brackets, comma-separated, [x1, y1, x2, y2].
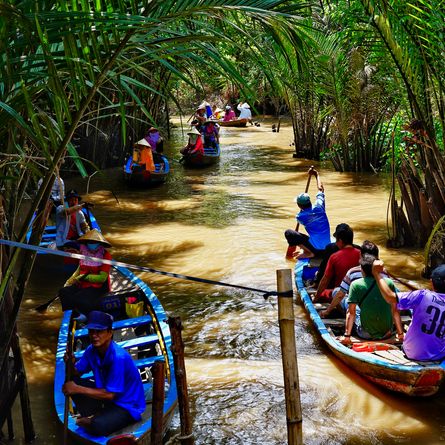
[10, 119, 445, 444]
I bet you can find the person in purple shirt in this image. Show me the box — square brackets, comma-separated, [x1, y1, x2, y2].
[63, 311, 145, 436]
[373, 261, 445, 362]
[284, 168, 331, 259]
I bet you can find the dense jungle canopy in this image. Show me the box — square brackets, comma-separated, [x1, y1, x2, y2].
[1, 0, 445, 332]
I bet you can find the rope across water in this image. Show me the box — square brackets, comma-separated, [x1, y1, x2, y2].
[0, 239, 286, 299]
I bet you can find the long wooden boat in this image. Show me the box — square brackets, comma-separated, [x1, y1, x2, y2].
[218, 118, 248, 128]
[123, 154, 170, 186]
[54, 265, 178, 444]
[182, 144, 220, 168]
[295, 259, 445, 396]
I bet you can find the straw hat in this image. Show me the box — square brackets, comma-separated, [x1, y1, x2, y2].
[136, 138, 150, 147]
[147, 127, 158, 133]
[214, 108, 223, 113]
[187, 127, 201, 136]
[242, 103, 250, 109]
[77, 229, 111, 248]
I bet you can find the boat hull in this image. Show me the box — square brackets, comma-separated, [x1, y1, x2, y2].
[182, 144, 220, 167]
[123, 155, 169, 186]
[218, 119, 248, 127]
[295, 259, 445, 396]
[54, 266, 178, 444]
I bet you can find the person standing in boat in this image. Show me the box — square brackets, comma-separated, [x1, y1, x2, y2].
[55, 189, 90, 250]
[193, 103, 207, 132]
[223, 105, 236, 122]
[237, 102, 253, 124]
[284, 168, 331, 260]
[59, 229, 112, 317]
[180, 127, 204, 157]
[313, 223, 361, 302]
[340, 254, 403, 345]
[372, 261, 445, 361]
[38, 174, 65, 207]
[63, 310, 145, 437]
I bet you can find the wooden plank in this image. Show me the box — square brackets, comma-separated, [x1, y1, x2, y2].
[373, 350, 418, 366]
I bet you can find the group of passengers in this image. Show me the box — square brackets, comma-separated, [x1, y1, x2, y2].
[130, 126, 165, 173]
[39, 181, 144, 437]
[285, 168, 445, 363]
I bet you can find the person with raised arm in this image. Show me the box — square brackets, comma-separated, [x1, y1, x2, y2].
[372, 261, 445, 361]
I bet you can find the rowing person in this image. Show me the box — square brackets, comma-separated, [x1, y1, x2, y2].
[63, 311, 145, 436]
[284, 168, 331, 260]
[59, 229, 112, 318]
[372, 261, 445, 361]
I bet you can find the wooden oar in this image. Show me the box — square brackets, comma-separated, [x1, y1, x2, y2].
[35, 294, 59, 312]
[286, 167, 314, 259]
[63, 316, 76, 445]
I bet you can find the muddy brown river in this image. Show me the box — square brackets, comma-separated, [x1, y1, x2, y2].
[8, 118, 445, 445]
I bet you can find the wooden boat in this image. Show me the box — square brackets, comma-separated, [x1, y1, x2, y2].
[54, 265, 178, 444]
[26, 207, 100, 274]
[123, 154, 170, 186]
[218, 118, 248, 128]
[295, 259, 445, 396]
[182, 144, 220, 168]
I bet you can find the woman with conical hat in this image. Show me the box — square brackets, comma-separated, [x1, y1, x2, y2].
[58, 229, 113, 318]
[180, 126, 204, 158]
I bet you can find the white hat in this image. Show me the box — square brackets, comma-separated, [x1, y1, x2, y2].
[136, 138, 150, 146]
[242, 103, 250, 109]
[187, 127, 201, 136]
[225, 105, 231, 110]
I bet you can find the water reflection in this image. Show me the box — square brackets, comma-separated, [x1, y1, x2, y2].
[12, 118, 440, 444]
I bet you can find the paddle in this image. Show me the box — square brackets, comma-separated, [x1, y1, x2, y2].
[286, 166, 315, 259]
[35, 294, 59, 312]
[386, 271, 419, 291]
[63, 316, 76, 445]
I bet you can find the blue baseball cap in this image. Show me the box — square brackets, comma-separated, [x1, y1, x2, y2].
[85, 311, 113, 330]
[431, 265, 445, 288]
[295, 193, 311, 206]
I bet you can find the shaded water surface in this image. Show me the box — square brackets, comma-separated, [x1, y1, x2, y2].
[9, 119, 445, 444]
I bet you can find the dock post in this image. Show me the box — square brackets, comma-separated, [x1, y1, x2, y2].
[277, 269, 303, 445]
[151, 359, 166, 445]
[168, 316, 194, 445]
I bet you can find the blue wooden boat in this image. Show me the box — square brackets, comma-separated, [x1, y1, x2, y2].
[54, 265, 178, 444]
[123, 154, 170, 186]
[182, 144, 220, 167]
[27, 207, 100, 274]
[295, 259, 445, 396]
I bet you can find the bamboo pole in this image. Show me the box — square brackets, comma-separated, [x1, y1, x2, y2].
[277, 269, 303, 445]
[167, 316, 194, 445]
[151, 360, 166, 445]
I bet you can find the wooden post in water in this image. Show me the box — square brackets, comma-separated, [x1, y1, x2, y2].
[168, 316, 194, 445]
[151, 359, 166, 445]
[277, 269, 303, 445]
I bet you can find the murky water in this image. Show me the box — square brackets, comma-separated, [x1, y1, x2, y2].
[9, 118, 445, 445]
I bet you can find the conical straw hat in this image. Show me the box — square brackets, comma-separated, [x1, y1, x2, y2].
[136, 138, 150, 147]
[77, 229, 111, 247]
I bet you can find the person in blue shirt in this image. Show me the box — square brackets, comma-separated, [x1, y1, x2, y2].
[63, 311, 145, 437]
[285, 169, 331, 259]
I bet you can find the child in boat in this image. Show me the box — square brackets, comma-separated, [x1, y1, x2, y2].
[373, 261, 445, 361]
[63, 311, 145, 436]
[340, 254, 403, 345]
[284, 168, 331, 260]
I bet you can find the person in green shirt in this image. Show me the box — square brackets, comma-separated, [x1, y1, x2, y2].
[340, 253, 403, 345]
